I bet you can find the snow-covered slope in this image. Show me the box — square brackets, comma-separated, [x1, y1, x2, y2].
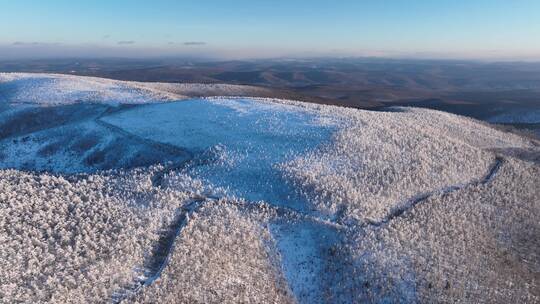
[0, 167, 187, 303]
[0, 73, 271, 105]
[281, 106, 532, 223]
[0, 73, 268, 173]
[0, 73, 181, 105]
[101, 98, 339, 209]
[0, 74, 538, 303]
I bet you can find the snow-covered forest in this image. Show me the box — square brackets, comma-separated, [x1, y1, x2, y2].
[0, 73, 538, 303]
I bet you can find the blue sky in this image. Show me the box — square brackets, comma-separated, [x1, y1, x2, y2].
[1, 0, 539, 60]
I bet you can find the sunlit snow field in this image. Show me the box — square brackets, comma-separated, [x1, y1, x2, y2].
[1, 73, 539, 303]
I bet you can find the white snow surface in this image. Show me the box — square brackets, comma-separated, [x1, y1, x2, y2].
[102, 98, 339, 210]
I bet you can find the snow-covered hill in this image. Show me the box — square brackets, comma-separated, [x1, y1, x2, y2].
[0, 73, 538, 303]
[0, 72, 271, 105]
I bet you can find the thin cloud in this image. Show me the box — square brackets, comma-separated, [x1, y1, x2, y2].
[13, 41, 42, 45]
[12, 41, 62, 47]
[102, 35, 111, 39]
[183, 41, 206, 46]
[117, 40, 135, 45]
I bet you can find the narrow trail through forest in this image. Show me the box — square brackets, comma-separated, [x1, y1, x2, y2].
[367, 157, 504, 227]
